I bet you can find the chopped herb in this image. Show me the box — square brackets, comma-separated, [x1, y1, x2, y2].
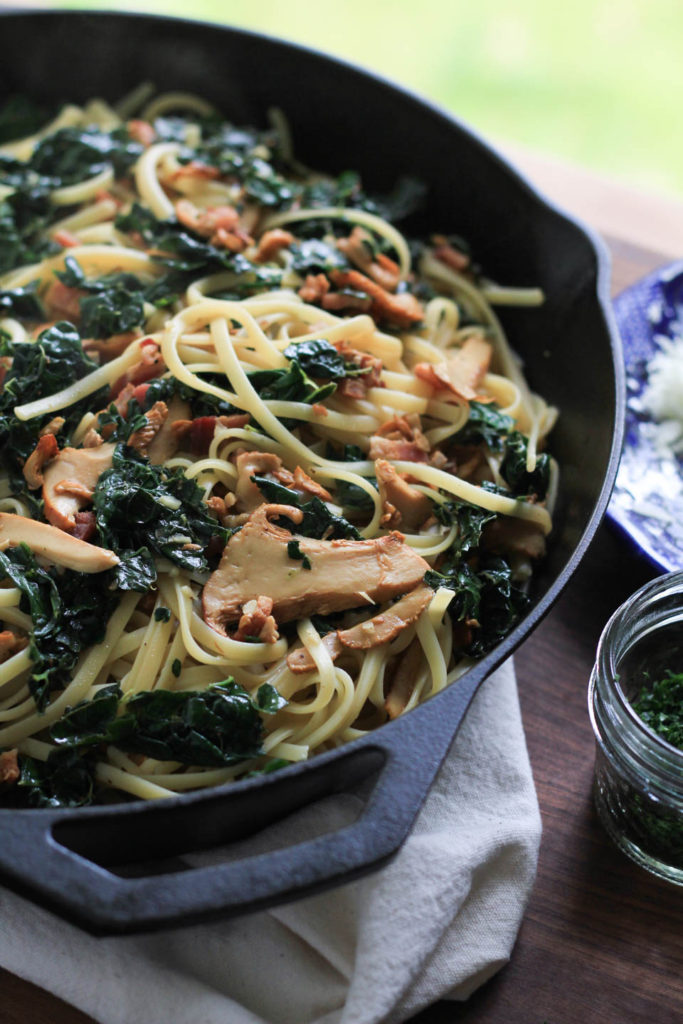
[171, 659, 182, 678]
[287, 539, 312, 569]
[154, 607, 172, 622]
[631, 671, 683, 751]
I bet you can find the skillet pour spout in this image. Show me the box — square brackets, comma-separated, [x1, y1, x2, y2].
[0, 9, 623, 933]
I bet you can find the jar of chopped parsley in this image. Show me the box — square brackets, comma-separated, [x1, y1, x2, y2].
[589, 572, 683, 885]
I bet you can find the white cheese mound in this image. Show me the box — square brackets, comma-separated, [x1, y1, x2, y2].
[641, 335, 683, 454]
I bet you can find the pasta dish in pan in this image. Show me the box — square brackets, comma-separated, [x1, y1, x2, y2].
[0, 87, 556, 806]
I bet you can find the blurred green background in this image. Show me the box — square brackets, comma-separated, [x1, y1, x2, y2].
[42, 0, 683, 199]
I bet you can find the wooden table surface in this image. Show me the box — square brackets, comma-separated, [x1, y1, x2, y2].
[3, 172, 682, 1023]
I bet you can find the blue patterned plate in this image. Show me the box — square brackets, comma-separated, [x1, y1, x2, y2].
[609, 260, 683, 572]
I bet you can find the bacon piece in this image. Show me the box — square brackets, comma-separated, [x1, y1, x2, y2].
[333, 339, 384, 398]
[53, 229, 81, 248]
[0, 630, 27, 663]
[170, 160, 220, 182]
[23, 433, 59, 490]
[233, 595, 279, 643]
[84, 331, 138, 362]
[431, 234, 470, 273]
[292, 466, 332, 502]
[329, 269, 423, 328]
[174, 200, 253, 250]
[171, 413, 250, 457]
[72, 511, 97, 542]
[126, 401, 168, 455]
[298, 273, 330, 304]
[255, 229, 294, 263]
[337, 227, 401, 291]
[43, 279, 83, 321]
[127, 119, 156, 146]
[369, 414, 430, 463]
[322, 292, 372, 313]
[108, 341, 165, 399]
[0, 749, 20, 786]
[414, 336, 492, 403]
[202, 503, 430, 634]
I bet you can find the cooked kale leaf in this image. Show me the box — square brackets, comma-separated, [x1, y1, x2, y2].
[251, 476, 362, 540]
[29, 126, 143, 186]
[17, 748, 98, 809]
[452, 401, 514, 453]
[282, 338, 368, 381]
[93, 444, 230, 591]
[0, 282, 43, 320]
[500, 430, 550, 499]
[0, 545, 119, 709]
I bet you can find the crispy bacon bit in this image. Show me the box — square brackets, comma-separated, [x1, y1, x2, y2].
[311, 403, 328, 417]
[23, 433, 59, 490]
[233, 595, 280, 644]
[206, 493, 238, 527]
[369, 414, 430, 463]
[83, 428, 105, 449]
[0, 630, 27, 663]
[172, 413, 251, 456]
[0, 749, 20, 786]
[84, 331, 138, 362]
[126, 401, 169, 455]
[43, 279, 83, 322]
[334, 339, 384, 398]
[39, 417, 65, 438]
[174, 200, 253, 251]
[414, 335, 492, 403]
[109, 341, 165, 399]
[170, 160, 220, 182]
[72, 511, 97, 542]
[321, 291, 372, 313]
[127, 119, 156, 147]
[298, 273, 330, 304]
[292, 466, 332, 502]
[337, 227, 401, 291]
[329, 269, 423, 328]
[431, 234, 470, 273]
[53, 229, 81, 248]
[255, 229, 294, 263]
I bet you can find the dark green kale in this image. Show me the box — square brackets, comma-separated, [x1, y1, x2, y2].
[93, 444, 230, 591]
[56, 256, 147, 337]
[425, 554, 529, 657]
[631, 671, 683, 751]
[0, 545, 119, 709]
[17, 748, 99, 808]
[452, 401, 514, 453]
[432, 500, 497, 556]
[324, 442, 377, 516]
[282, 339, 369, 382]
[251, 476, 362, 540]
[191, 121, 295, 208]
[50, 678, 283, 767]
[0, 282, 43, 320]
[0, 322, 106, 489]
[500, 430, 550, 499]
[287, 539, 312, 570]
[0, 187, 59, 274]
[29, 126, 143, 185]
[288, 238, 348, 275]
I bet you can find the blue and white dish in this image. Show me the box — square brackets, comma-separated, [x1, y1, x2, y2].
[609, 260, 683, 572]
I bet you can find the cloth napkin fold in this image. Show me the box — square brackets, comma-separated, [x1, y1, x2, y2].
[0, 658, 541, 1024]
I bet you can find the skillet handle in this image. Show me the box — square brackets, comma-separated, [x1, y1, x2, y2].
[0, 670, 483, 934]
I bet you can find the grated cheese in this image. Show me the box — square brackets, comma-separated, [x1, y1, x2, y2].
[641, 334, 683, 454]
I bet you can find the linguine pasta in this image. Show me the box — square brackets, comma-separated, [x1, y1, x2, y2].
[0, 89, 557, 807]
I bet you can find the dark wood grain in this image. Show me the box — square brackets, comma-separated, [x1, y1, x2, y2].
[3, 238, 681, 1023]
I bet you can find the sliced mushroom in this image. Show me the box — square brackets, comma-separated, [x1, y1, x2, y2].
[233, 451, 293, 512]
[286, 584, 432, 674]
[42, 444, 115, 532]
[375, 459, 432, 531]
[0, 512, 118, 572]
[146, 394, 192, 464]
[414, 335, 492, 403]
[202, 503, 430, 635]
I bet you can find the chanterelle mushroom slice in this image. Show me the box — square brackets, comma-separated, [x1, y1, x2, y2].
[202, 503, 431, 635]
[375, 459, 432, 531]
[43, 443, 115, 532]
[0, 513, 118, 572]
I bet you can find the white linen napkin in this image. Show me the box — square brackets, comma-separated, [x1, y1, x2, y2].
[0, 658, 541, 1024]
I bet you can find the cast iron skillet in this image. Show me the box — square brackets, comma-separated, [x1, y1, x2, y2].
[0, 10, 624, 934]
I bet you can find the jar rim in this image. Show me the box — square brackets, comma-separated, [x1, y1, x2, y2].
[593, 570, 683, 769]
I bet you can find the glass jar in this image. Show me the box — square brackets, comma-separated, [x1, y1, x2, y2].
[589, 571, 683, 885]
